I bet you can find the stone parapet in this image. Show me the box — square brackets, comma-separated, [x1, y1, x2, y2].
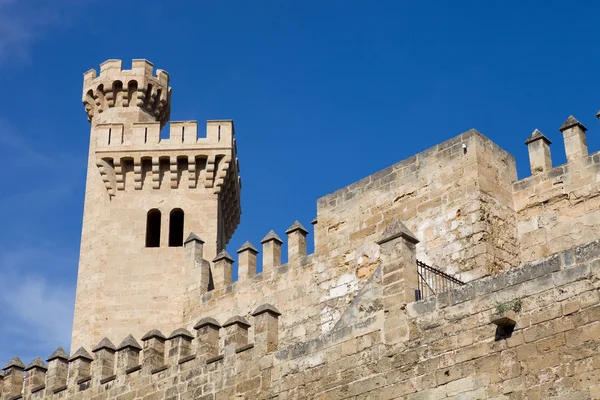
[6, 241, 600, 398]
[513, 113, 600, 263]
[0, 307, 283, 400]
[83, 59, 171, 127]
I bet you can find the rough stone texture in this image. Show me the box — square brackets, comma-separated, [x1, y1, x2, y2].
[5, 59, 600, 399]
[315, 130, 520, 282]
[7, 242, 600, 399]
[513, 149, 600, 264]
[525, 129, 552, 175]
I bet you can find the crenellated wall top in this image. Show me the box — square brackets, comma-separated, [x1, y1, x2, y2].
[82, 59, 171, 127]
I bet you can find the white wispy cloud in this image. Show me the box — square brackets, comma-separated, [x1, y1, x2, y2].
[0, 0, 89, 64]
[0, 116, 81, 364]
[0, 118, 53, 165]
[0, 246, 77, 365]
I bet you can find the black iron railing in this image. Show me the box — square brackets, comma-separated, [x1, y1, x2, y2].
[415, 260, 465, 301]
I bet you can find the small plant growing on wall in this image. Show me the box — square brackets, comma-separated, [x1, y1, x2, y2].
[495, 298, 522, 314]
[491, 299, 521, 341]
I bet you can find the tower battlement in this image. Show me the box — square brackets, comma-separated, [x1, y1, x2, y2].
[72, 60, 241, 353]
[82, 59, 171, 127]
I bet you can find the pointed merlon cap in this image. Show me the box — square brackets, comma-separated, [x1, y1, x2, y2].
[213, 250, 235, 263]
[116, 334, 142, 352]
[68, 347, 93, 362]
[524, 129, 552, 145]
[25, 357, 48, 372]
[3, 356, 25, 371]
[47, 347, 69, 362]
[559, 115, 587, 132]
[311, 217, 318, 225]
[260, 230, 283, 244]
[184, 232, 205, 245]
[168, 328, 194, 340]
[141, 329, 167, 342]
[92, 337, 117, 353]
[223, 315, 251, 328]
[193, 317, 221, 330]
[285, 221, 309, 235]
[376, 218, 419, 245]
[251, 303, 282, 317]
[237, 241, 259, 254]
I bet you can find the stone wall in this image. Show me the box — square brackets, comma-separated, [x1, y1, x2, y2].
[404, 239, 600, 398]
[315, 129, 519, 281]
[514, 146, 600, 264]
[4, 234, 600, 399]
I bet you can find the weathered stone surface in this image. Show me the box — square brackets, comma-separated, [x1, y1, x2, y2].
[236, 241, 258, 254]
[92, 338, 116, 353]
[260, 230, 283, 244]
[6, 59, 600, 399]
[193, 317, 221, 330]
[3, 356, 25, 370]
[68, 348, 93, 362]
[47, 347, 69, 362]
[141, 330, 166, 342]
[25, 357, 47, 371]
[116, 334, 142, 351]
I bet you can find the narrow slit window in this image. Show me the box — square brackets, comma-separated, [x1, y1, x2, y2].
[169, 208, 184, 247]
[146, 209, 161, 247]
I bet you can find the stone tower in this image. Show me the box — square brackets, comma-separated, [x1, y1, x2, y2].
[71, 59, 241, 351]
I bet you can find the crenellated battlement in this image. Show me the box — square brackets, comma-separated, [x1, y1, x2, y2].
[0, 306, 281, 400]
[515, 113, 600, 262]
[94, 119, 234, 149]
[83, 59, 171, 127]
[93, 119, 239, 194]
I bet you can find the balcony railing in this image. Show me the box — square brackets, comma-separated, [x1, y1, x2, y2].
[415, 260, 465, 301]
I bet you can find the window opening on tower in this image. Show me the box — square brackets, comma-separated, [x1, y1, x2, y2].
[146, 209, 161, 247]
[169, 208, 184, 247]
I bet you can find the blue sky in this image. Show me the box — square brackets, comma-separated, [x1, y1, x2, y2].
[1, 0, 599, 364]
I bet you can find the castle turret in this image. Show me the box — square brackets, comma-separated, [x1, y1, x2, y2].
[72, 60, 242, 352]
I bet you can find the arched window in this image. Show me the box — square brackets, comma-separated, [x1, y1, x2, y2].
[146, 209, 161, 247]
[169, 208, 184, 247]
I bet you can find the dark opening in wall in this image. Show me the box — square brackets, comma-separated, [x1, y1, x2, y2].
[146, 209, 161, 247]
[169, 208, 184, 247]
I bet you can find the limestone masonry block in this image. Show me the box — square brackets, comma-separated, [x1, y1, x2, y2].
[67, 348, 92, 388]
[237, 241, 258, 281]
[286, 221, 309, 263]
[24, 357, 47, 395]
[141, 330, 166, 370]
[2, 356, 25, 399]
[525, 129, 552, 174]
[193, 318, 221, 360]
[45, 347, 68, 393]
[212, 250, 234, 288]
[559, 115, 588, 163]
[91, 338, 116, 384]
[261, 230, 283, 274]
[167, 328, 194, 363]
[116, 334, 142, 374]
[252, 304, 281, 353]
[222, 316, 251, 349]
